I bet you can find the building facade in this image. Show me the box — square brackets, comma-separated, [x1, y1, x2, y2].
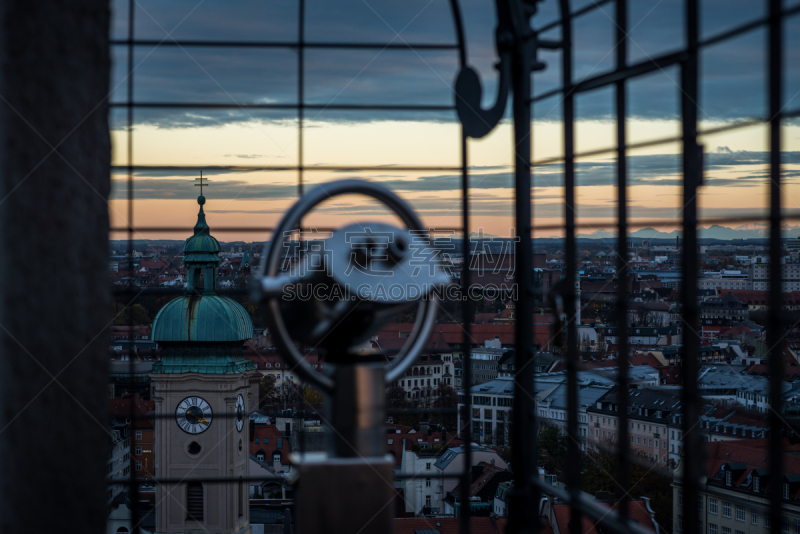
[673, 439, 800, 534]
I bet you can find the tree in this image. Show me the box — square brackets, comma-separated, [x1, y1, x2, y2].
[582, 446, 673, 533]
[493, 422, 508, 447]
[284, 382, 305, 404]
[387, 385, 415, 425]
[303, 384, 324, 404]
[432, 384, 458, 431]
[113, 303, 150, 325]
[538, 425, 568, 476]
[258, 374, 278, 408]
[630, 306, 656, 327]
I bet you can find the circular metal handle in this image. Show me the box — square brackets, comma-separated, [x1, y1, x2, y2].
[255, 179, 445, 394]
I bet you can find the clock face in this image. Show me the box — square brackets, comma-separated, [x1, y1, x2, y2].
[235, 394, 245, 432]
[176, 396, 212, 434]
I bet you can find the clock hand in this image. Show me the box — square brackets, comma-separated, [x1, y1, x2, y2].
[196, 417, 209, 424]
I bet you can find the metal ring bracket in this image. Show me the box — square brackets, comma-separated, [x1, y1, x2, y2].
[254, 179, 448, 394]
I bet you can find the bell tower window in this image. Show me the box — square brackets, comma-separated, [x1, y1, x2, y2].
[187, 482, 204, 521]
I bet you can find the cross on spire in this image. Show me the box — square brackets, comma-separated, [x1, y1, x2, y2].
[195, 171, 209, 196]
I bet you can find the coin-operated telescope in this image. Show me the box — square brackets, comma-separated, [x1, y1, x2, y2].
[252, 180, 450, 534]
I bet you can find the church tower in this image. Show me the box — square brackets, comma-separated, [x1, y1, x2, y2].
[150, 190, 255, 534]
[241, 250, 250, 276]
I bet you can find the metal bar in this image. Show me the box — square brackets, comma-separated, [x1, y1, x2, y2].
[533, 3, 800, 103]
[527, 213, 800, 232]
[110, 165, 463, 172]
[767, 0, 785, 532]
[680, 1, 701, 533]
[614, 0, 630, 525]
[530, 116, 768, 166]
[298, 0, 305, 197]
[530, 479, 654, 534]
[109, 225, 464, 234]
[110, 102, 457, 111]
[108, 211, 800, 236]
[699, 4, 800, 48]
[559, 1, 581, 532]
[126, 0, 139, 531]
[445, 2, 469, 528]
[508, 14, 538, 533]
[536, 0, 615, 33]
[386, 407, 459, 415]
[531, 50, 685, 103]
[110, 39, 460, 50]
[529, 116, 769, 166]
[459, 121, 472, 534]
[120, 411, 458, 421]
[574, 51, 684, 94]
[112, 473, 467, 485]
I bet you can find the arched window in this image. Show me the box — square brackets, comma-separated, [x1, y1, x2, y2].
[256, 450, 266, 462]
[116, 528, 130, 534]
[273, 452, 282, 462]
[187, 482, 204, 521]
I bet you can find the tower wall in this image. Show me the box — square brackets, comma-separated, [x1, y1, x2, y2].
[152, 373, 252, 534]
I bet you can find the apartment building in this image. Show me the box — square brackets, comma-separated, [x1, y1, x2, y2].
[751, 256, 800, 292]
[536, 383, 612, 449]
[700, 292, 750, 324]
[586, 387, 681, 467]
[699, 269, 753, 291]
[673, 439, 800, 534]
[393, 353, 454, 400]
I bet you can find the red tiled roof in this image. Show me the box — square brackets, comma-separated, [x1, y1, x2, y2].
[719, 325, 754, 337]
[705, 438, 800, 495]
[384, 425, 462, 466]
[109, 394, 155, 429]
[140, 260, 169, 269]
[450, 462, 509, 497]
[378, 322, 555, 350]
[550, 499, 656, 534]
[717, 288, 800, 306]
[244, 351, 323, 370]
[474, 312, 499, 324]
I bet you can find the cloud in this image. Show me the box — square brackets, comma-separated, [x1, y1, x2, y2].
[109, 0, 781, 129]
[111, 149, 800, 202]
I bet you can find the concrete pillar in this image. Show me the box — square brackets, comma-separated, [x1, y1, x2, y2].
[0, 0, 111, 532]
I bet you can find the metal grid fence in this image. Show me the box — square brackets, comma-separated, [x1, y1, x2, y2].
[108, 1, 800, 534]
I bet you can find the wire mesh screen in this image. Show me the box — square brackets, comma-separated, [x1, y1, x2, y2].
[106, 1, 800, 533]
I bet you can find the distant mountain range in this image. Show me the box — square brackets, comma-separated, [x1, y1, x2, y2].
[574, 223, 800, 241]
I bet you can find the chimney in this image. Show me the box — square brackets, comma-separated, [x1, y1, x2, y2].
[419, 421, 429, 434]
[641, 496, 658, 533]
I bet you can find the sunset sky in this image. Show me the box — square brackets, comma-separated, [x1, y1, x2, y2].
[108, 0, 800, 242]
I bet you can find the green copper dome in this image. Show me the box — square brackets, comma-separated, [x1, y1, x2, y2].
[151, 191, 256, 375]
[152, 294, 253, 343]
